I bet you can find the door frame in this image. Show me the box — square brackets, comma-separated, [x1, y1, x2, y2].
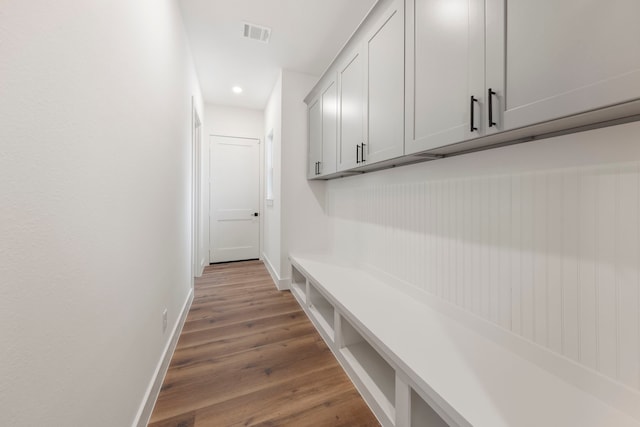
[208, 134, 264, 264]
[191, 99, 203, 280]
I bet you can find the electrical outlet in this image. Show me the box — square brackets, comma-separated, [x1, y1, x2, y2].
[162, 308, 168, 333]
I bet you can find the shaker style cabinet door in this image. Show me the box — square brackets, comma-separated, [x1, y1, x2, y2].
[486, 0, 640, 132]
[338, 48, 365, 172]
[320, 79, 338, 176]
[364, 0, 406, 164]
[307, 97, 322, 179]
[405, 0, 485, 154]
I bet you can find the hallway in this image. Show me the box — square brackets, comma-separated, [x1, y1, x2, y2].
[149, 261, 379, 426]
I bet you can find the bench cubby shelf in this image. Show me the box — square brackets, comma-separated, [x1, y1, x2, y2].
[411, 388, 448, 427]
[288, 254, 640, 427]
[339, 315, 396, 423]
[290, 265, 307, 305]
[307, 282, 335, 340]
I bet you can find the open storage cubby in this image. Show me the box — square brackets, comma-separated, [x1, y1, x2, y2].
[411, 389, 448, 427]
[290, 265, 307, 305]
[339, 315, 396, 423]
[308, 282, 335, 340]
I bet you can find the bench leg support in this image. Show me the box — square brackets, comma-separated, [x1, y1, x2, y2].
[395, 373, 411, 427]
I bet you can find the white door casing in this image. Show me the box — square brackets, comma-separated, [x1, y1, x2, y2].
[209, 135, 260, 263]
[192, 104, 202, 278]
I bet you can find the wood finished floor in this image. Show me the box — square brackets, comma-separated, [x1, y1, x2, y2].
[148, 260, 379, 427]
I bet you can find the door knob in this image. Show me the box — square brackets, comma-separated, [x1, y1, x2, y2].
[253, 212, 259, 217]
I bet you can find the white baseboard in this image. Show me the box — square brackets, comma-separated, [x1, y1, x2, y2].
[132, 287, 194, 427]
[279, 276, 291, 290]
[199, 256, 206, 276]
[262, 253, 291, 290]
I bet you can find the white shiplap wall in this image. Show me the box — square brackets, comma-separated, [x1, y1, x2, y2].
[326, 121, 640, 390]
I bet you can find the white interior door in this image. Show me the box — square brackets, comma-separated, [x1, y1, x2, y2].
[209, 135, 260, 263]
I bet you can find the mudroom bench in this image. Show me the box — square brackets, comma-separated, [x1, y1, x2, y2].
[288, 254, 640, 427]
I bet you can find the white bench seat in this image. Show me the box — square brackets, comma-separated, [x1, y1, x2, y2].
[289, 254, 640, 427]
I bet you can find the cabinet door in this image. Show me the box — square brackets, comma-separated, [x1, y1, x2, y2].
[364, 0, 406, 163]
[308, 98, 322, 179]
[486, 0, 640, 132]
[405, 0, 485, 154]
[320, 79, 338, 176]
[338, 49, 365, 171]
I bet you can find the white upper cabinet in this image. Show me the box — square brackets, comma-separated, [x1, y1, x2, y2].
[308, 97, 322, 179]
[308, 76, 338, 179]
[338, 48, 365, 171]
[405, 0, 485, 154]
[486, 0, 640, 132]
[308, 0, 640, 179]
[364, 0, 405, 164]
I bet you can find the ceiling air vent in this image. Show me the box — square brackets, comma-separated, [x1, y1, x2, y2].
[243, 22, 271, 43]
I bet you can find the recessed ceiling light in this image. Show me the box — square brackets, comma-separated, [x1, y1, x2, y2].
[232, 86, 243, 94]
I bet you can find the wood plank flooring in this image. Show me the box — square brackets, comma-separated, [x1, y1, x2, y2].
[148, 260, 379, 427]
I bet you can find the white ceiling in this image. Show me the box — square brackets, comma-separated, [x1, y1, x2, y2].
[178, 0, 377, 110]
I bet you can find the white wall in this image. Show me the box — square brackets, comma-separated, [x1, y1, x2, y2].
[0, 1, 202, 426]
[261, 70, 331, 288]
[280, 70, 330, 280]
[326, 120, 640, 391]
[204, 104, 264, 138]
[263, 74, 283, 281]
[202, 104, 264, 269]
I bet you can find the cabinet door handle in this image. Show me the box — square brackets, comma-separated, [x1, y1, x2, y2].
[470, 96, 478, 132]
[488, 88, 497, 127]
[361, 143, 366, 162]
[317, 161, 321, 175]
[356, 144, 361, 164]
